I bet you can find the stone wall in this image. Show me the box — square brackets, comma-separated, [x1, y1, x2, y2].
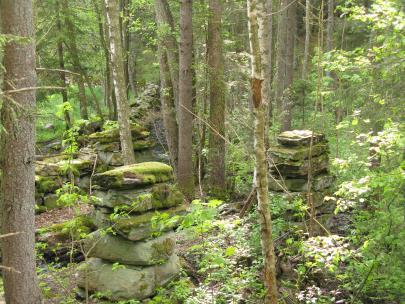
[76, 162, 185, 301]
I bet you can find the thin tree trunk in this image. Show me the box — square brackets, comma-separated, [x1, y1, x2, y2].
[93, 0, 115, 120]
[207, 0, 226, 196]
[158, 50, 179, 173]
[128, 32, 137, 95]
[155, 0, 179, 107]
[0, 1, 42, 302]
[121, 0, 130, 97]
[326, 0, 334, 52]
[56, 1, 72, 129]
[247, 0, 279, 303]
[177, 0, 194, 198]
[266, 0, 274, 129]
[105, 0, 136, 164]
[62, 0, 89, 119]
[302, 0, 311, 78]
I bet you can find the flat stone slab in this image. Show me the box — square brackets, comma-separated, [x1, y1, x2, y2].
[92, 204, 187, 241]
[269, 143, 328, 162]
[93, 183, 184, 211]
[93, 162, 173, 190]
[84, 231, 175, 266]
[88, 123, 149, 144]
[269, 173, 335, 192]
[94, 139, 154, 153]
[76, 255, 180, 301]
[270, 154, 329, 177]
[277, 130, 326, 147]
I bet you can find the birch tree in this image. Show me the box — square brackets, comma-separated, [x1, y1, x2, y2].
[247, 0, 278, 303]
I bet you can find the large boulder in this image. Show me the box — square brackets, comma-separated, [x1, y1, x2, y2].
[76, 255, 180, 301]
[84, 231, 175, 265]
[94, 139, 154, 153]
[92, 204, 187, 241]
[93, 183, 184, 211]
[93, 162, 173, 190]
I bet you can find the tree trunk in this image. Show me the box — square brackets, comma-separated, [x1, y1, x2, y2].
[56, 1, 72, 129]
[121, 0, 130, 97]
[0, 1, 42, 303]
[158, 50, 179, 173]
[207, 0, 226, 196]
[93, 0, 115, 120]
[105, 0, 136, 164]
[326, 0, 334, 52]
[62, 0, 89, 120]
[302, 0, 311, 78]
[247, 0, 279, 303]
[274, 0, 296, 131]
[155, 0, 179, 107]
[177, 0, 194, 198]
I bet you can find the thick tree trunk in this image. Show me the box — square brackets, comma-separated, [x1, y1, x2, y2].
[247, 1, 279, 303]
[62, 0, 89, 120]
[207, 0, 226, 196]
[0, 1, 42, 303]
[56, 1, 72, 129]
[177, 0, 194, 198]
[155, 0, 179, 107]
[105, 0, 136, 164]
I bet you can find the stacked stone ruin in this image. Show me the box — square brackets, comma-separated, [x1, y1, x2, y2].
[268, 130, 335, 229]
[76, 161, 186, 301]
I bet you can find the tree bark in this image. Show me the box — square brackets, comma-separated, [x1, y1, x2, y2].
[247, 0, 279, 303]
[0, 0, 42, 302]
[62, 0, 89, 120]
[326, 0, 334, 52]
[302, 0, 311, 78]
[177, 0, 194, 198]
[155, 0, 179, 107]
[207, 0, 226, 196]
[56, 1, 72, 129]
[105, 0, 136, 164]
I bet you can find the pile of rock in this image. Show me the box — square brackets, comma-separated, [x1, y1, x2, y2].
[268, 130, 334, 193]
[35, 152, 95, 212]
[76, 161, 185, 301]
[87, 122, 154, 167]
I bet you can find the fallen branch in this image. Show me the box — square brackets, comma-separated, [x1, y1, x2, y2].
[0, 231, 23, 239]
[239, 187, 257, 218]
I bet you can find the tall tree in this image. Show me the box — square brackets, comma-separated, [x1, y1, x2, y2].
[0, 0, 42, 302]
[155, 1, 179, 173]
[105, 0, 136, 164]
[247, 0, 279, 303]
[207, 0, 226, 196]
[56, 1, 72, 129]
[274, 0, 296, 131]
[177, 0, 194, 198]
[62, 0, 89, 120]
[302, 0, 311, 78]
[155, 0, 179, 106]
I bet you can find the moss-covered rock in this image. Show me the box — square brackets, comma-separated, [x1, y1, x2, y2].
[94, 139, 154, 153]
[88, 123, 149, 144]
[55, 158, 93, 176]
[35, 161, 61, 176]
[35, 175, 62, 193]
[84, 230, 175, 265]
[269, 143, 328, 161]
[93, 183, 184, 211]
[270, 154, 329, 177]
[277, 130, 326, 146]
[92, 204, 186, 241]
[76, 255, 180, 301]
[93, 162, 173, 190]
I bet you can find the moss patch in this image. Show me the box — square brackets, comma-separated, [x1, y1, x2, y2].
[93, 162, 173, 189]
[88, 123, 149, 143]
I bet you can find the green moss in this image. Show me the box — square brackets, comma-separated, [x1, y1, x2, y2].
[35, 175, 60, 193]
[133, 139, 154, 151]
[93, 162, 173, 189]
[88, 123, 149, 143]
[151, 237, 175, 263]
[44, 215, 96, 241]
[269, 143, 328, 161]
